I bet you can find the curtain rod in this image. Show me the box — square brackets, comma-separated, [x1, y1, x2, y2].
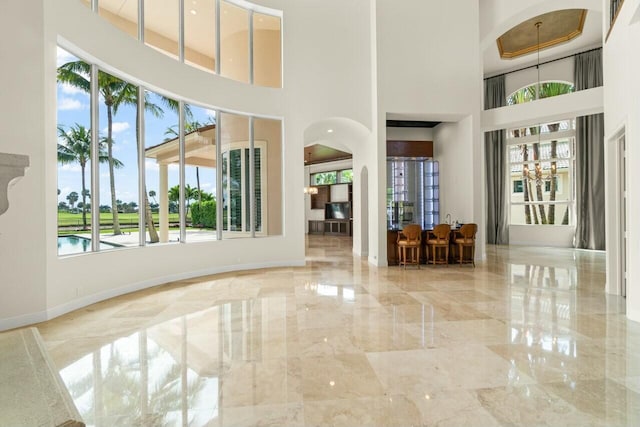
[484, 46, 602, 81]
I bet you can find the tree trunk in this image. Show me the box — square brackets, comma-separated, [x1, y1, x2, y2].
[549, 140, 558, 224]
[522, 145, 532, 224]
[144, 187, 159, 243]
[547, 123, 561, 225]
[81, 162, 88, 230]
[135, 105, 159, 243]
[528, 179, 539, 224]
[533, 142, 547, 224]
[107, 104, 122, 235]
[562, 206, 569, 225]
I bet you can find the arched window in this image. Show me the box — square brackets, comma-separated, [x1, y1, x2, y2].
[507, 81, 575, 105]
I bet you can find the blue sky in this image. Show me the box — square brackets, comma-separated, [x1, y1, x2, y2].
[56, 47, 217, 206]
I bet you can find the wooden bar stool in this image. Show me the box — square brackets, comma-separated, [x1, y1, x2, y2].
[397, 224, 422, 269]
[426, 223, 451, 265]
[454, 223, 477, 266]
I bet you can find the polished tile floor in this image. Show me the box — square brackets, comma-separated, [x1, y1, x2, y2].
[37, 236, 640, 426]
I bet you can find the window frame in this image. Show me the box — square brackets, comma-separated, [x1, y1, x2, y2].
[506, 120, 576, 226]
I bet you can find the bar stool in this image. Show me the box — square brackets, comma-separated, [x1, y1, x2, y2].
[426, 223, 451, 265]
[397, 224, 422, 268]
[454, 223, 477, 266]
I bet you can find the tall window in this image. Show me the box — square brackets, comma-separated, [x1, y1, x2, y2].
[56, 48, 93, 255]
[508, 120, 575, 226]
[57, 47, 283, 255]
[83, 0, 282, 87]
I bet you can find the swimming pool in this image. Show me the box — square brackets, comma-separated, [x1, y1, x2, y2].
[57, 235, 121, 255]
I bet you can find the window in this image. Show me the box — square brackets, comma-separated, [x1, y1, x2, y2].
[82, 0, 282, 87]
[185, 0, 216, 72]
[253, 12, 282, 87]
[220, 1, 249, 83]
[507, 120, 575, 226]
[311, 171, 337, 185]
[57, 47, 283, 255]
[507, 82, 575, 105]
[56, 49, 92, 255]
[144, 90, 180, 245]
[310, 169, 352, 186]
[513, 180, 523, 193]
[98, 0, 138, 39]
[144, 0, 179, 58]
[338, 169, 353, 183]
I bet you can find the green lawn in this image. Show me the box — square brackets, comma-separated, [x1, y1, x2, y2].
[58, 211, 181, 228]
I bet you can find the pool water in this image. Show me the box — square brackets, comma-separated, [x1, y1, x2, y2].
[57, 235, 121, 255]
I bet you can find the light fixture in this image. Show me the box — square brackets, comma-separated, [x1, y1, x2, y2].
[327, 129, 333, 133]
[303, 186, 318, 195]
[190, 9, 197, 15]
[521, 21, 555, 188]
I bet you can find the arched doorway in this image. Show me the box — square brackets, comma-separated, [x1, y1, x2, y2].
[302, 118, 371, 256]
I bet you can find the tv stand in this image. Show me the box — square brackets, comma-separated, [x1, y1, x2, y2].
[308, 219, 352, 236]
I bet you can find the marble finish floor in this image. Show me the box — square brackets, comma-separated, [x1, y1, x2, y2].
[35, 236, 640, 426]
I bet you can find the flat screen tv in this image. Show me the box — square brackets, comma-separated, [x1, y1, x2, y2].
[325, 202, 351, 220]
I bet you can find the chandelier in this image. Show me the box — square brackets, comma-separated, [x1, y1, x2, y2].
[521, 21, 556, 187]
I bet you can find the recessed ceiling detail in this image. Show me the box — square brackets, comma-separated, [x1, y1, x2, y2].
[497, 9, 587, 59]
[304, 144, 351, 165]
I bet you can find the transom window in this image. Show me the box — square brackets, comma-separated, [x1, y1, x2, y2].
[507, 81, 575, 105]
[311, 169, 353, 185]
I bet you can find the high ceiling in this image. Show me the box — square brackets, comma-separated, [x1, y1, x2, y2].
[484, 8, 603, 76]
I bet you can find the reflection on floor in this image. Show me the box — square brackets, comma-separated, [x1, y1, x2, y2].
[37, 236, 640, 426]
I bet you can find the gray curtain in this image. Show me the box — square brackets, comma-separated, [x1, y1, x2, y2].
[484, 75, 509, 244]
[574, 49, 605, 250]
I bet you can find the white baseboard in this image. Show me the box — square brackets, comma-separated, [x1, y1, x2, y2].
[627, 308, 640, 324]
[0, 310, 48, 332]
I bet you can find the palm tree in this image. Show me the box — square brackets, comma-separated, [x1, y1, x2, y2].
[66, 192, 79, 210]
[149, 190, 157, 204]
[58, 62, 129, 234]
[57, 124, 114, 229]
[58, 60, 190, 242]
[168, 184, 199, 220]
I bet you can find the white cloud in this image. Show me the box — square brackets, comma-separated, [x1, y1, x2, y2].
[102, 122, 130, 134]
[58, 97, 86, 111]
[60, 164, 82, 172]
[60, 83, 88, 96]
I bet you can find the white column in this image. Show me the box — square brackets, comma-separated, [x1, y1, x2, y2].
[159, 164, 169, 243]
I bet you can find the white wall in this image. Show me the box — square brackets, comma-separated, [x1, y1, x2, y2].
[1, 0, 315, 330]
[434, 118, 475, 229]
[603, 0, 640, 322]
[0, 0, 48, 329]
[376, 0, 484, 265]
[510, 225, 575, 247]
